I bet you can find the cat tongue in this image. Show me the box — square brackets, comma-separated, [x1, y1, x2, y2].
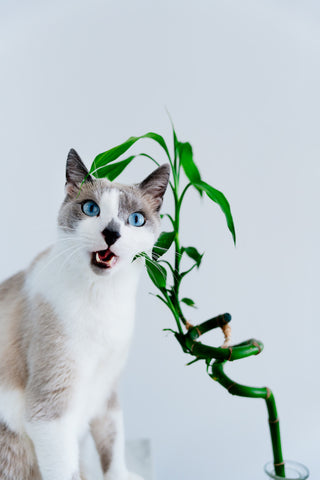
[96, 249, 118, 268]
[98, 249, 111, 261]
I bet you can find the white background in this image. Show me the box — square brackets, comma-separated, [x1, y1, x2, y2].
[0, 1, 319, 479]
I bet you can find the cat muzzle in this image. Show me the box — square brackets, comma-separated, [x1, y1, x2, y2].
[91, 248, 119, 269]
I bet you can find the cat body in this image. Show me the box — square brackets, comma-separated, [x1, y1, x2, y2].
[0, 150, 169, 480]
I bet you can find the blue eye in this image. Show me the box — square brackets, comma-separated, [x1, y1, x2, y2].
[128, 212, 145, 227]
[82, 200, 100, 217]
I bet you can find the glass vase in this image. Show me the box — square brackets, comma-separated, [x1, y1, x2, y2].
[264, 460, 309, 480]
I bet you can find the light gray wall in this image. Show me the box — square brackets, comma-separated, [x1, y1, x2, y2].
[1, 1, 319, 478]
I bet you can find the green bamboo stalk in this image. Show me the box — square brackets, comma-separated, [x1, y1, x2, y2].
[211, 360, 285, 477]
[166, 132, 285, 476]
[172, 314, 285, 476]
[188, 313, 232, 339]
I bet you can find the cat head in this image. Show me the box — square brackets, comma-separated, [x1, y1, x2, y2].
[57, 149, 170, 276]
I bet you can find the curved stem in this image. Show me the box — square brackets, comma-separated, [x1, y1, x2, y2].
[188, 313, 232, 339]
[211, 361, 285, 477]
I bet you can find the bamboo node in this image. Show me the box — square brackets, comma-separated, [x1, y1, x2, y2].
[269, 418, 280, 424]
[227, 347, 233, 361]
[185, 321, 194, 330]
[221, 323, 232, 348]
[266, 387, 271, 399]
[274, 461, 285, 467]
[227, 382, 236, 392]
[252, 340, 262, 354]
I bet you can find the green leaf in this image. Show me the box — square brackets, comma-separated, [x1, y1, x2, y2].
[180, 263, 197, 278]
[179, 142, 201, 183]
[183, 246, 203, 268]
[179, 142, 203, 196]
[193, 180, 236, 244]
[181, 297, 197, 308]
[173, 127, 179, 154]
[90, 132, 171, 178]
[186, 357, 202, 366]
[172, 125, 179, 168]
[138, 152, 160, 167]
[142, 132, 171, 162]
[145, 256, 167, 290]
[152, 231, 175, 260]
[166, 110, 178, 161]
[94, 156, 135, 181]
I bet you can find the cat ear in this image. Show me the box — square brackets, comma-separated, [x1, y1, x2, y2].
[65, 149, 92, 195]
[139, 164, 170, 211]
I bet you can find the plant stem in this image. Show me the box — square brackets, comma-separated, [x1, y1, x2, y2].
[211, 360, 285, 477]
[153, 132, 286, 477]
[169, 153, 185, 327]
[174, 314, 285, 478]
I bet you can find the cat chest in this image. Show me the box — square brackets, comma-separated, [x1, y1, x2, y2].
[67, 301, 134, 419]
[72, 331, 130, 426]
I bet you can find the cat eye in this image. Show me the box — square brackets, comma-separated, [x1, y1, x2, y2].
[128, 212, 145, 227]
[82, 200, 100, 217]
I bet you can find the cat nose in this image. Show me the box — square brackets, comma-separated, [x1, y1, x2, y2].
[101, 227, 121, 246]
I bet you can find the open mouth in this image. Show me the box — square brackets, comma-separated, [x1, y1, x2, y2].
[91, 248, 119, 270]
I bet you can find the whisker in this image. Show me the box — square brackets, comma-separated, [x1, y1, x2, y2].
[57, 245, 86, 275]
[152, 246, 184, 258]
[32, 243, 84, 283]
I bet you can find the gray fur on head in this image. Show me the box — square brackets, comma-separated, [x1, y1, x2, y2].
[66, 149, 92, 187]
[139, 163, 170, 211]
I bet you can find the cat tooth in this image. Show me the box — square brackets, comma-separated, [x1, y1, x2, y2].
[109, 255, 118, 268]
[96, 252, 102, 264]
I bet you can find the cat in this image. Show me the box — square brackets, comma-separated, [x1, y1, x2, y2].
[0, 149, 170, 480]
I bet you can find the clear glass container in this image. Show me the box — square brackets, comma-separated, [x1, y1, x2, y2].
[264, 460, 309, 480]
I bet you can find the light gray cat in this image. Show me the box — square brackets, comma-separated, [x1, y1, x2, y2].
[0, 149, 169, 480]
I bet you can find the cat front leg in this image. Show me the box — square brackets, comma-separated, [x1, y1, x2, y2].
[91, 392, 144, 480]
[24, 296, 83, 480]
[79, 429, 104, 480]
[25, 415, 81, 480]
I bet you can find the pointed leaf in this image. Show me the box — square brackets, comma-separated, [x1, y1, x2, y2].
[143, 132, 171, 162]
[166, 110, 178, 162]
[145, 256, 167, 290]
[90, 137, 138, 177]
[90, 132, 171, 178]
[94, 156, 135, 181]
[173, 127, 179, 155]
[172, 124, 179, 169]
[193, 180, 236, 244]
[179, 142, 201, 183]
[152, 231, 175, 260]
[179, 142, 203, 196]
[183, 246, 203, 268]
[181, 297, 197, 308]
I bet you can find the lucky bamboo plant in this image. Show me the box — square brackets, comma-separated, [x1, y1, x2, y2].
[83, 126, 286, 477]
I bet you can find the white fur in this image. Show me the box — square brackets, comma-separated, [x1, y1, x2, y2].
[25, 415, 79, 480]
[0, 387, 25, 435]
[80, 431, 104, 480]
[0, 188, 154, 479]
